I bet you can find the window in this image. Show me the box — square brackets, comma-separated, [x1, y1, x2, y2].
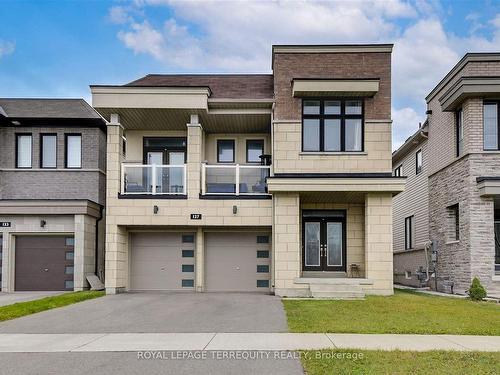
[16, 134, 32, 168]
[65, 266, 74, 275]
[246, 139, 264, 163]
[483, 102, 499, 150]
[302, 99, 363, 152]
[405, 271, 412, 279]
[217, 139, 235, 163]
[65, 237, 75, 246]
[447, 204, 460, 241]
[182, 264, 194, 273]
[257, 235, 269, 243]
[65, 134, 81, 168]
[257, 250, 269, 258]
[256, 280, 269, 288]
[456, 109, 464, 157]
[405, 215, 414, 250]
[182, 234, 194, 243]
[40, 134, 57, 168]
[394, 165, 402, 177]
[415, 149, 422, 174]
[182, 279, 194, 287]
[257, 265, 269, 273]
[182, 250, 194, 257]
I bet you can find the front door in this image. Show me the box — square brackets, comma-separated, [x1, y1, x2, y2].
[303, 212, 346, 272]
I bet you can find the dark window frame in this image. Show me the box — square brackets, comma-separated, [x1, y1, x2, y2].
[448, 204, 460, 241]
[64, 133, 82, 169]
[142, 136, 187, 164]
[217, 139, 235, 163]
[415, 149, 422, 175]
[456, 108, 464, 157]
[301, 98, 364, 152]
[40, 133, 58, 169]
[15, 133, 33, 169]
[394, 164, 402, 177]
[483, 101, 500, 151]
[405, 215, 414, 250]
[246, 139, 264, 163]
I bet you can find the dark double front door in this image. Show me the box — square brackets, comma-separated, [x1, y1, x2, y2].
[302, 211, 346, 272]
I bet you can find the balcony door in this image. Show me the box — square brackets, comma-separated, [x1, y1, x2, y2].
[302, 211, 346, 272]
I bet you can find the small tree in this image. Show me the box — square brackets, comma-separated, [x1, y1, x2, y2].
[468, 277, 487, 301]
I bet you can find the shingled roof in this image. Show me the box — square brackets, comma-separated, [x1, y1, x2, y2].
[0, 98, 102, 119]
[125, 74, 274, 100]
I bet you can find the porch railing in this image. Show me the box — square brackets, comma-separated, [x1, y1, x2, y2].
[121, 164, 187, 195]
[201, 163, 270, 195]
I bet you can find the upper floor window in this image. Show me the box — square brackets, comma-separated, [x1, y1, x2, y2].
[483, 102, 499, 150]
[302, 99, 363, 152]
[456, 108, 464, 157]
[16, 134, 32, 168]
[40, 134, 57, 168]
[415, 149, 422, 174]
[65, 134, 82, 168]
[217, 139, 235, 163]
[394, 164, 402, 177]
[246, 139, 264, 163]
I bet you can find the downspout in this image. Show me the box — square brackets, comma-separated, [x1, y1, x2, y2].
[95, 205, 104, 279]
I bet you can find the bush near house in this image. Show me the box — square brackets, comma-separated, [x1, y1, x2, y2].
[468, 277, 487, 301]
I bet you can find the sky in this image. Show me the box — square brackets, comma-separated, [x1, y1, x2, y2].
[1, 0, 500, 149]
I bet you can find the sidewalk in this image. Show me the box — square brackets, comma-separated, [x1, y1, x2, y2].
[0, 333, 499, 353]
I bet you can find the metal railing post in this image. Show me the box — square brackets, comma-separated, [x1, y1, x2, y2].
[120, 164, 125, 194]
[201, 163, 206, 195]
[183, 164, 187, 195]
[152, 165, 157, 195]
[235, 164, 240, 195]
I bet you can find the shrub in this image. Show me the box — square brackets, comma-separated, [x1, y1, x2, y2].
[468, 277, 487, 301]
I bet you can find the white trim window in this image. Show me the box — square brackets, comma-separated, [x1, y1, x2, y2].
[16, 134, 32, 168]
[65, 134, 82, 169]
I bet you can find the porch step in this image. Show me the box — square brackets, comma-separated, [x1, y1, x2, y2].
[308, 282, 366, 299]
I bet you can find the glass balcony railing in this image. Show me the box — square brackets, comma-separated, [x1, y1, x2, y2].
[121, 164, 186, 195]
[202, 164, 270, 195]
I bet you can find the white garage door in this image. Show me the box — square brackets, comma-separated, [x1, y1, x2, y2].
[130, 233, 195, 291]
[205, 232, 271, 292]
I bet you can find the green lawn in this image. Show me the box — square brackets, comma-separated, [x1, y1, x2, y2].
[300, 350, 500, 375]
[283, 290, 500, 335]
[0, 291, 105, 322]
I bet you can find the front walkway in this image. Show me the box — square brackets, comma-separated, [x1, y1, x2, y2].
[0, 333, 499, 352]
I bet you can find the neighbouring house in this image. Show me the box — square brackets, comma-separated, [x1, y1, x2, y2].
[91, 44, 405, 298]
[0, 99, 106, 292]
[393, 53, 500, 297]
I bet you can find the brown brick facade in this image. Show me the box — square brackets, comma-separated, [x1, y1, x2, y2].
[273, 52, 391, 121]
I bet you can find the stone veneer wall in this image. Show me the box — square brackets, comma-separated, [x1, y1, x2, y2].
[429, 154, 498, 293]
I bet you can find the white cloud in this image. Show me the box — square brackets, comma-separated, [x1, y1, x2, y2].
[392, 106, 425, 150]
[111, 2, 500, 145]
[109, 6, 132, 24]
[0, 40, 15, 58]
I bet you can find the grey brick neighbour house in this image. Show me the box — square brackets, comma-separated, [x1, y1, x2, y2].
[393, 53, 500, 297]
[91, 44, 405, 298]
[0, 99, 106, 292]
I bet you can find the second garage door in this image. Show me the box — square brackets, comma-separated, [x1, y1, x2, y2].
[130, 233, 195, 291]
[205, 232, 271, 292]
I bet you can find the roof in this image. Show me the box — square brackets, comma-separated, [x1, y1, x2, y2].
[0, 98, 102, 119]
[124, 74, 274, 100]
[426, 52, 500, 103]
[392, 120, 428, 162]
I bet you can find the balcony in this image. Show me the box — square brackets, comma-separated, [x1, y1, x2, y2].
[201, 164, 270, 195]
[121, 164, 186, 195]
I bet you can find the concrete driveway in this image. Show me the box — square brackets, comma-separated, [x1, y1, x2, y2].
[0, 292, 288, 333]
[0, 292, 64, 307]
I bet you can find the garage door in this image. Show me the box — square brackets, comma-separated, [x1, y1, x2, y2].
[15, 236, 74, 291]
[205, 232, 271, 292]
[130, 233, 195, 291]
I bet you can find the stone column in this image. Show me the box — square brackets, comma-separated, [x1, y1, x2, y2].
[364, 192, 393, 295]
[195, 227, 204, 292]
[74, 214, 96, 291]
[1, 234, 11, 292]
[273, 192, 308, 297]
[187, 115, 204, 200]
[105, 114, 128, 294]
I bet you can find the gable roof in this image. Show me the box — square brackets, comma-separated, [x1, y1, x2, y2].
[125, 74, 274, 100]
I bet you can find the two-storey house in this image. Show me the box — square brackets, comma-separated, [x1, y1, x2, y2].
[393, 53, 500, 297]
[0, 99, 106, 292]
[92, 44, 405, 298]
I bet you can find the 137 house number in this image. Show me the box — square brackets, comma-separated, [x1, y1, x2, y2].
[190, 214, 202, 220]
